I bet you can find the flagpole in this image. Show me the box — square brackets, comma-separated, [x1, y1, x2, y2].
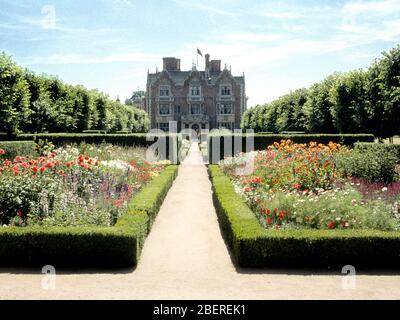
[197, 52, 199, 68]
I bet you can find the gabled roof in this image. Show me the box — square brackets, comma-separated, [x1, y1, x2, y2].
[147, 69, 244, 87]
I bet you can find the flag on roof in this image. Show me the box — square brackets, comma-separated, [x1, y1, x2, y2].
[197, 48, 203, 57]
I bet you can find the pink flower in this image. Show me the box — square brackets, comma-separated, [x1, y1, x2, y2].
[0, 149, 6, 155]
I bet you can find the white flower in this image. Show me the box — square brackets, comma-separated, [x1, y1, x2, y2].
[101, 160, 133, 172]
[382, 187, 388, 192]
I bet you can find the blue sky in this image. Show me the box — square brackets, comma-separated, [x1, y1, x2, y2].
[1, 0, 400, 106]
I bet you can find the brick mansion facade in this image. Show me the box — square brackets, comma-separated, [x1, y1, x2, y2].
[145, 54, 247, 132]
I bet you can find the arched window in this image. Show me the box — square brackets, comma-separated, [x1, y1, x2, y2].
[220, 85, 231, 96]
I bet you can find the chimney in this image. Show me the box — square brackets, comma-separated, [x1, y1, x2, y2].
[163, 57, 181, 71]
[210, 60, 221, 72]
[205, 54, 210, 70]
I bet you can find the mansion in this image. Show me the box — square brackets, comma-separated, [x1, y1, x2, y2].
[145, 54, 247, 132]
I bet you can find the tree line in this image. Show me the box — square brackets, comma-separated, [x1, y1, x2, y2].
[241, 45, 400, 139]
[0, 53, 149, 136]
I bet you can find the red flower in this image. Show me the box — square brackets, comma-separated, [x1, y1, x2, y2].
[327, 221, 336, 229]
[58, 170, 67, 177]
[13, 170, 19, 176]
[250, 176, 262, 184]
[3, 161, 11, 166]
[243, 186, 253, 192]
[40, 167, 46, 173]
[266, 217, 273, 225]
[45, 162, 54, 168]
[292, 183, 301, 190]
[84, 156, 89, 161]
[31, 166, 38, 173]
[278, 210, 287, 220]
[17, 211, 22, 218]
[0, 149, 5, 155]
[66, 162, 73, 168]
[273, 208, 278, 215]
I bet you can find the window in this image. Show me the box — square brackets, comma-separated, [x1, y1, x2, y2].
[174, 105, 181, 114]
[221, 85, 231, 96]
[219, 103, 233, 114]
[190, 86, 201, 96]
[217, 122, 233, 130]
[158, 123, 169, 132]
[191, 103, 201, 115]
[159, 104, 170, 115]
[159, 85, 170, 96]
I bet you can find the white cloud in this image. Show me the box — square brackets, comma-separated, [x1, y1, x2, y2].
[173, 0, 236, 17]
[343, 0, 400, 16]
[22, 51, 159, 65]
[225, 32, 287, 42]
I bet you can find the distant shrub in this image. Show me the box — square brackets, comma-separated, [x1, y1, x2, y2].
[0, 141, 37, 160]
[335, 143, 399, 183]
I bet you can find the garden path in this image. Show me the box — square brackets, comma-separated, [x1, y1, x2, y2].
[1, 143, 400, 299]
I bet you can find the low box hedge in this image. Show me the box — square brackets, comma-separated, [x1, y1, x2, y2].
[208, 165, 400, 269]
[208, 134, 375, 164]
[0, 165, 178, 268]
[0, 141, 37, 160]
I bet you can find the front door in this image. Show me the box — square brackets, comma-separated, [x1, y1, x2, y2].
[191, 124, 200, 138]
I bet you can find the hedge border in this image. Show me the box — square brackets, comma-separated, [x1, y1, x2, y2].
[208, 165, 400, 268]
[0, 165, 178, 268]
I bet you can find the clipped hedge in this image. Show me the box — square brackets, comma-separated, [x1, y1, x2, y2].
[0, 165, 178, 268]
[0, 141, 37, 160]
[17, 133, 149, 147]
[355, 142, 400, 161]
[209, 165, 400, 268]
[208, 134, 375, 164]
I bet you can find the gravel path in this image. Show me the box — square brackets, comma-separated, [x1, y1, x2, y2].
[1, 143, 400, 299]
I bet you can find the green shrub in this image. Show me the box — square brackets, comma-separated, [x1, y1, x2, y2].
[209, 165, 400, 268]
[0, 141, 37, 160]
[208, 134, 375, 164]
[355, 142, 400, 161]
[0, 165, 178, 268]
[336, 143, 399, 183]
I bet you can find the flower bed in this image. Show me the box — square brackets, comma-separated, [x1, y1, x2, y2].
[209, 165, 400, 268]
[0, 144, 168, 227]
[219, 140, 400, 232]
[0, 143, 178, 267]
[210, 139, 400, 268]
